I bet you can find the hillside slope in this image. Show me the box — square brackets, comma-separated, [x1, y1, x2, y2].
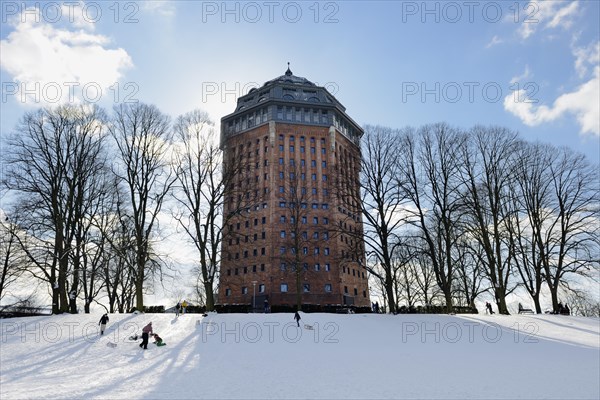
[1, 313, 598, 399]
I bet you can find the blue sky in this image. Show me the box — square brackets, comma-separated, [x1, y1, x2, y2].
[1, 0, 599, 163]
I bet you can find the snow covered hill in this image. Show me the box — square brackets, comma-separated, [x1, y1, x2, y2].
[1, 312, 598, 399]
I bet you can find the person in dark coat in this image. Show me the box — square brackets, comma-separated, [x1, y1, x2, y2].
[294, 311, 301, 327]
[140, 322, 153, 349]
[486, 302, 495, 315]
[98, 314, 109, 335]
[175, 302, 181, 317]
[264, 299, 269, 313]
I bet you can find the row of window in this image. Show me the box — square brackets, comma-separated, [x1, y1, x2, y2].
[280, 263, 331, 272]
[278, 134, 326, 145]
[280, 231, 329, 240]
[226, 264, 266, 276]
[279, 215, 329, 225]
[279, 246, 331, 256]
[224, 284, 368, 298]
[279, 145, 327, 155]
[278, 201, 329, 209]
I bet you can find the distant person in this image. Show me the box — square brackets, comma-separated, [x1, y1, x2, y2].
[140, 322, 153, 350]
[564, 304, 571, 315]
[153, 333, 166, 346]
[98, 313, 109, 335]
[486, 302, 495, 315]
[371, 302, 376, 313]
[294, 311, 301, 327]
[181, 300, 188, 315]
[175, 302, 181, 317]
[557, 302, 564, 315]
[375, 301, 380, 314]
[264, 299, 269, 313]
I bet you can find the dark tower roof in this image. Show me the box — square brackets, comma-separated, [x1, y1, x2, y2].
[221, 66, 363, 147]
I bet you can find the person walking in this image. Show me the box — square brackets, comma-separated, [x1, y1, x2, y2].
[98, 313, 109, 335]
[294, 311, 301, 327]
[175, 302, 181, 317]
[264, 299, 269, 313]
[140, 322, 153, 350]
[181, 300, 188, 315]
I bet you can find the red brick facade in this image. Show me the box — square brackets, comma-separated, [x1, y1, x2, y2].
[218, 71, 369, 308]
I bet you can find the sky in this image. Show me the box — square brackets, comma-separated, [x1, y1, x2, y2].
[1, 0, 599, 163]
[0, 1, 598, 305]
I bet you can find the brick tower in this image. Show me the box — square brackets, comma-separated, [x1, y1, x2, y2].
[218, 66, 369, 310]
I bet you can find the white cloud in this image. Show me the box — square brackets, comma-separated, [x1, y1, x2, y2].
[573, 42, 600, 79]
[517, 0, 579, 39]
[504, 66, 599, 136]
[510, 65, 532, 84]
[141, 1, 176, 18]
[485, 35, 503, 49]
[0, 6, 133, 106]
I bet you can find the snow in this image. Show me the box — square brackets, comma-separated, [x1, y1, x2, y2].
[1, 312, 598, 399]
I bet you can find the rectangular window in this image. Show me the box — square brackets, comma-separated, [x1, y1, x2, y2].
[322, 161, 327, 168]
[301, 159, 306, 166]
[313, 232, 319, 239]
[322, 204, 329, 210]
[290, 145, 295, 152]
[280, 231, 286, 238]
[281, 283, 288, 293]
[313, 217, 318, 224]
[315, 263, 320, 271]
[303, 284, 310, 293]
[261, 247, 266, 255]
[325, 263, 331, 271]
[354, 288, 358, 296]
[300, 146, 305, 153]
[311, 147, 316, 154]
[321, 148, 326, 155]
[280, 247, 286, 255]
[312, 203, 318, 209]
[279, 171, 284, 179]
[262, 217, 266, 224]
[325, 284, 332, 292]
[323, 232, 329, 240]
[314, 247, 320, 255]
[226, 288, 232, 297]
[279, 186, 285, 193]
[302, 216, 307, 224]
[311, 160, 317, 167]
[261, 264, 265, 271]
[323, 217, 329, 225]
[280, 216, 286, 223]
[280, 263, 286, 271]
[279, 145, 284, 152]
[322, 175, 328, 182]
[324, 248, 330, 255]
[259, 284, 265, 293]
[242, 287, 248, 295]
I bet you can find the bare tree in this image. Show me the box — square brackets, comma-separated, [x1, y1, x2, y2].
[172, 109, 235, 311]
[541, 147, 599, 311]
[3, 105, 108, 313]
[506, 142, 553, 313]
[399, 123, 465, 312]
[344, 125, 408, 314]
[459, 126, 520, 314]
[0, 210, 29, 304]
[109, 103, 175, 311]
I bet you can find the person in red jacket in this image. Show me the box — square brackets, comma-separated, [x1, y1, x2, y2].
[139, 322, 153, 350]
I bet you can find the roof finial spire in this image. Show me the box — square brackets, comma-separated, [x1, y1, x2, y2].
[285, 62, 293, 76]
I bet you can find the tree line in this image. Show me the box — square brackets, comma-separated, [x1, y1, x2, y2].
[1, 105, 598, 316]
[1, 103, 233, 314]
[343, 124, 599, 315]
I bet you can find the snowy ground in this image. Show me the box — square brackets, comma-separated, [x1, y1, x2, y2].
[1, 312, 598, 399]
